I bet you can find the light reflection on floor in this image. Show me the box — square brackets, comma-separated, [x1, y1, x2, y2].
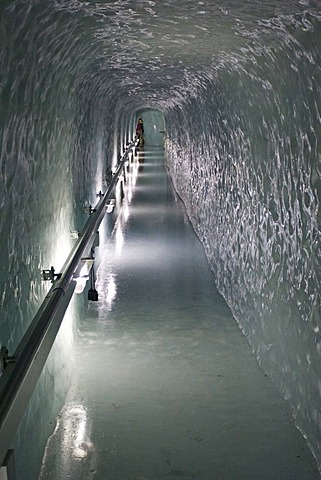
[39, 147, 320, 480]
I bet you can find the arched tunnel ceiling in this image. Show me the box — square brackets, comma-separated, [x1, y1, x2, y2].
[50, 0, 320, 109]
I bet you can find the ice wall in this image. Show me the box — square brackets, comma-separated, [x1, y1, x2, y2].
[0, 2, 116, 478]
[165, 12, 321, 468]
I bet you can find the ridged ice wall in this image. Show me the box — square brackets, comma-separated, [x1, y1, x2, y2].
[165, 13, 321, 468]
[0, 3, 117, 478]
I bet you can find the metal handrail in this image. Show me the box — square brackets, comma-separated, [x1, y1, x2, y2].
[0, 139, 137, 467]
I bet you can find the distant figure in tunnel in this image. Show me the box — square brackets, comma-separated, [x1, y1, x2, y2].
[135, 117, 144, 147]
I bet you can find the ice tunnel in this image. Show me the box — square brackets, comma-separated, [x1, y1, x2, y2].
[1, 0, 321, 478]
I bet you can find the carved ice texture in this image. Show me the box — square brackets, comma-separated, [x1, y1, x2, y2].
[0, 0, 321, 477]
[166, 14, 321, 468]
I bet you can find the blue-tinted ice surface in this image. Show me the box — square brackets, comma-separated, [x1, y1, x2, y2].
[165, 17, 321, 467]
[39, 148, 319, 479]
[1, 0, 321, 477]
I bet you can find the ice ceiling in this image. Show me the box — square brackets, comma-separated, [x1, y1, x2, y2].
[40, 0, 319, 107]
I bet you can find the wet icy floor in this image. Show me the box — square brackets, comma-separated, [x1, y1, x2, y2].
[39, 147, 320, 480]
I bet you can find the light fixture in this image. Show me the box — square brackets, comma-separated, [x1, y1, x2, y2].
[106, 199, 116, 213]
[73, 258, 94, 294]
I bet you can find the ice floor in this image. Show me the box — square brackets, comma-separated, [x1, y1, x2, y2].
[39, 147, 320, 480]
